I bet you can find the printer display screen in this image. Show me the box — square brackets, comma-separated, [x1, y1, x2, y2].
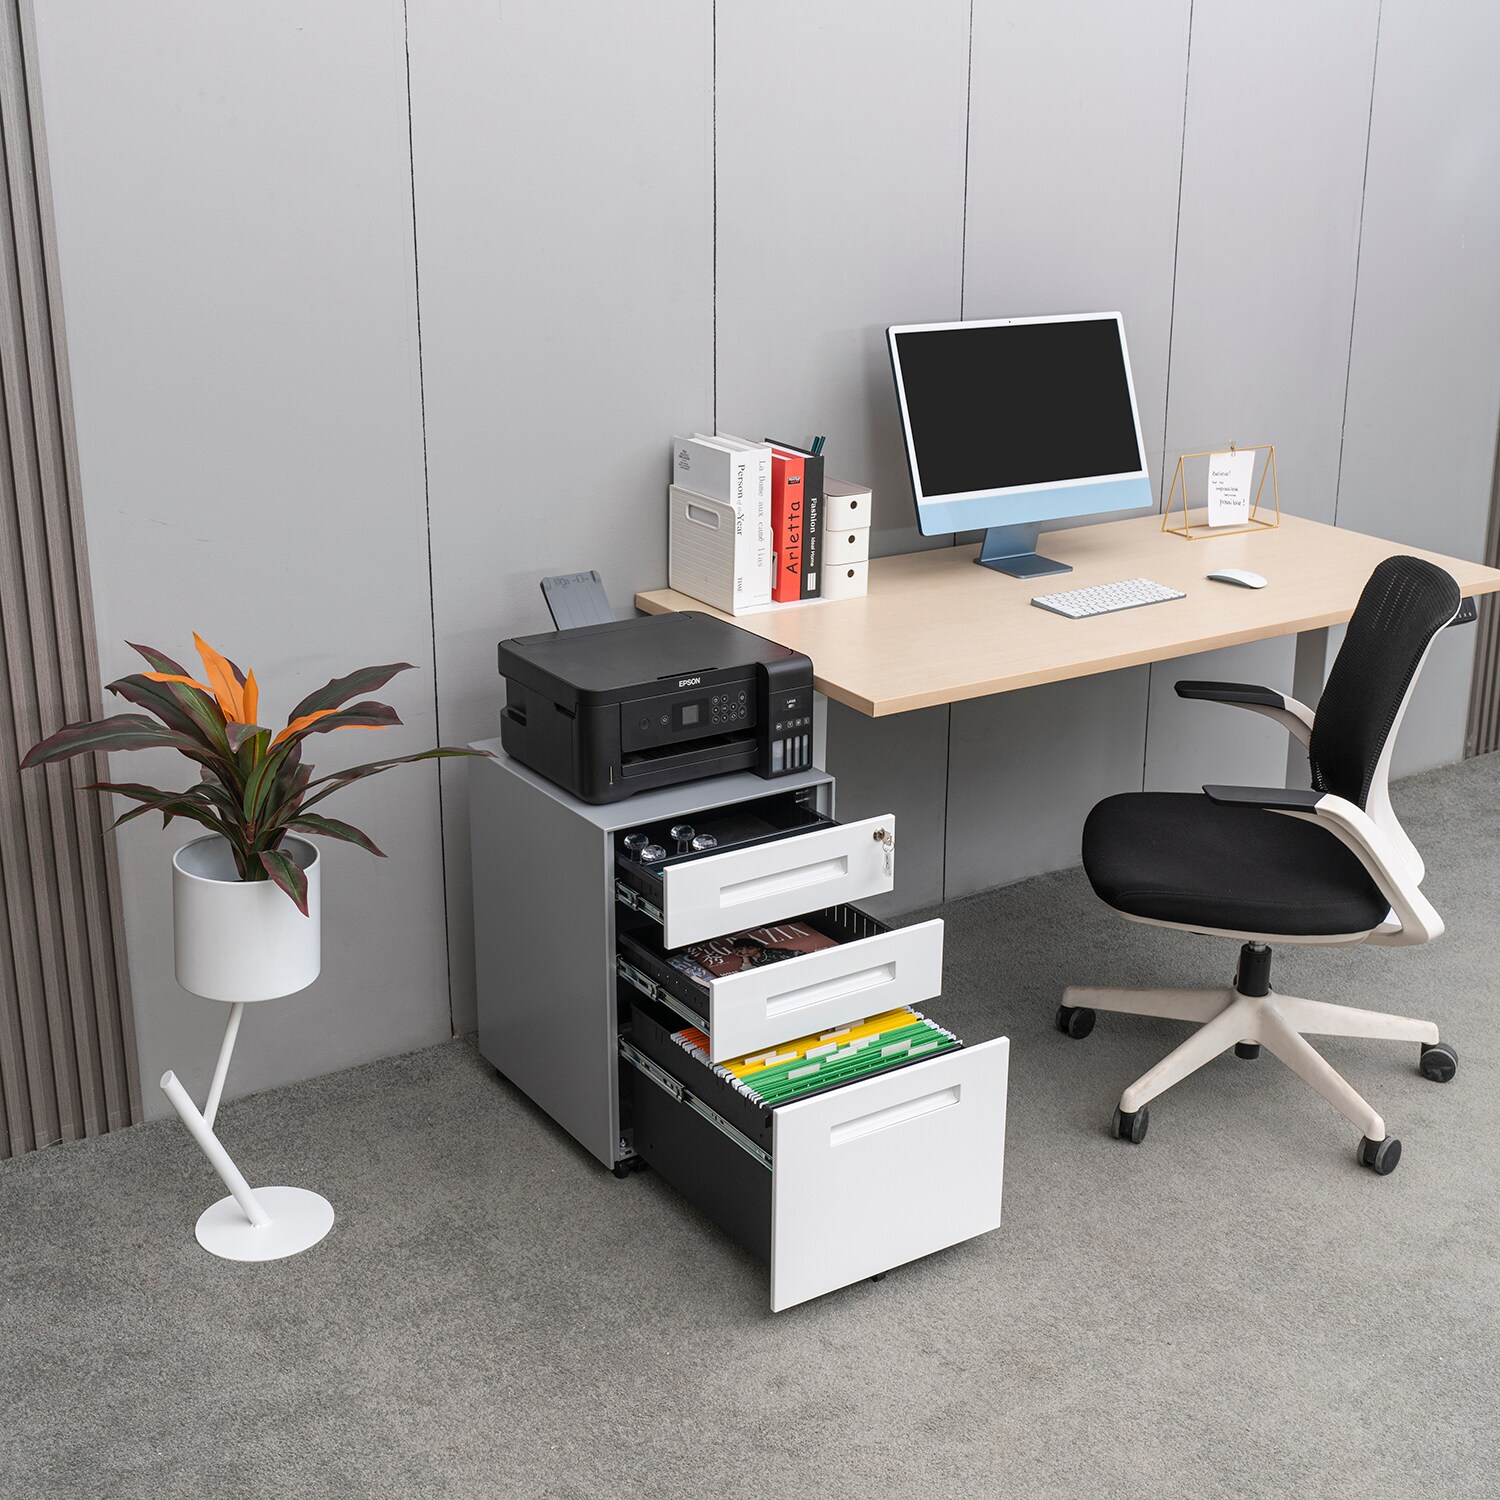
[678, 702, 702, 728]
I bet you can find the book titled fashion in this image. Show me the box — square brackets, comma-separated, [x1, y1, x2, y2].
[667, 921, 839, 983]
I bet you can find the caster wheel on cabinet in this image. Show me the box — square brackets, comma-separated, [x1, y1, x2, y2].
[1358, 1135, 1401, 1175]
[1057, 1005, 1096, 1040]
[612, 1158, 642, 1179]
[1418, 1042, 1457, 1083]
[1235, 1041, 1261, 1060]
[1111, 1104, 1149, 1143]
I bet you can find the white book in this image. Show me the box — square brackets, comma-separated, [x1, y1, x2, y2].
[671, 434, 770, 598]
[708, 432, 773, 597]
[668, 485, 771, 612]
[671, 434, 744, 506]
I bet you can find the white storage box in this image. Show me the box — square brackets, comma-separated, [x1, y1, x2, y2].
[823, 477, 872, 530]
[821, 560, 869, 600]
[668, 485, 771, 614]
[821, 527, 870, 565]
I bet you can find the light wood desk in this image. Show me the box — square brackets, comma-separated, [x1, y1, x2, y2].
[637, 513, 1500, 719]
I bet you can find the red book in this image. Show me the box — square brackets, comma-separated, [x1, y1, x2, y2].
[770, 447, 806, 602]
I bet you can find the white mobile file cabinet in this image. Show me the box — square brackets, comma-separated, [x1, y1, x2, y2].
[470, 742, 1009, 1311]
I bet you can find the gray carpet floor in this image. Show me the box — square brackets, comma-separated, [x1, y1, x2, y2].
[4, 754, 1499, 1499]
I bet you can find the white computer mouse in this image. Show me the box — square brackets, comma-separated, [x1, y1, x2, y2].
[1206, 567, 1267, 589]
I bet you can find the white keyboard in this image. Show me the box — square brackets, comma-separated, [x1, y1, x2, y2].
[1031, 577, 1187, 619]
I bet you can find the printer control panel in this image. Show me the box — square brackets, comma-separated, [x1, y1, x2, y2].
[621, 676, 757, 753]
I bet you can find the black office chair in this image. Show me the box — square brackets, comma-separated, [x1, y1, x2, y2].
[1060, 555, 1468, 1175]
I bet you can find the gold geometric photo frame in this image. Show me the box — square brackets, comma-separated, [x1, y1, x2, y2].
[1162, 443, 1280, 540]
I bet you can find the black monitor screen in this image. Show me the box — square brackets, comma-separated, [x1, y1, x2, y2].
[893, 318, 1144, 498]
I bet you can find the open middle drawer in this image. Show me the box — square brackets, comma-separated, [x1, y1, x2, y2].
[617, 904, 944, 1063]
[615, 795, 897, 949]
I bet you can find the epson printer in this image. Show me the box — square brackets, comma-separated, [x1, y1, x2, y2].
[498, 611, 815, 803]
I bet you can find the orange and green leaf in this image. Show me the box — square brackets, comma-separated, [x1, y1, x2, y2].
[193, 633, 245, 721]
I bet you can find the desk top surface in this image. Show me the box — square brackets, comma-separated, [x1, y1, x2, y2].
[636, 513, 1500, 717]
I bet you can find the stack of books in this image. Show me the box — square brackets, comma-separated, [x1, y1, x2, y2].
[667, 433, 870, 612]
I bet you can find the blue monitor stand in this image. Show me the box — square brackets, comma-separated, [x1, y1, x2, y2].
[974, 523, 1073, 579]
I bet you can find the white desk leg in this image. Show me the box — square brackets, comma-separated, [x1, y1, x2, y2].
[160, 1004, 334, 1262]
[1287, 627, 1335, 788]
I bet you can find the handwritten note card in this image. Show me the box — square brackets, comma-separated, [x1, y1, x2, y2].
[1207, 449, 1255, 528]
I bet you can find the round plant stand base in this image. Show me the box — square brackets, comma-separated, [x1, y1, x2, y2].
[195, 1186, 335, 1262]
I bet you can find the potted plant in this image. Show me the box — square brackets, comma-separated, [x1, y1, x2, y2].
[22, 633, 487, 1259]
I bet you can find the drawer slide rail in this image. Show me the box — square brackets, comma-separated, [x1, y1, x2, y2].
[619, 1037, 772, 1172]
[614, 880, 664, 925]
[616, 955, 704, 1032]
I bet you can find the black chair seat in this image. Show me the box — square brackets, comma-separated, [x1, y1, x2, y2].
[1082, 792, 1390, 937]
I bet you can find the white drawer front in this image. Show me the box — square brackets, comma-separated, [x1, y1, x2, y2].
[770, 1035, 1008, 1312]
[705, 918, 942, 1063]
[821, 527, 870, 565]
[659, 814, 895, 948]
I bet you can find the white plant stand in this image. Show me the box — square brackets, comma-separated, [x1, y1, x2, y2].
[161, 835, 334, 1261]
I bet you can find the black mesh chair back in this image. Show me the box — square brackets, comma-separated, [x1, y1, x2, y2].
[1307, 555, 1461, 808]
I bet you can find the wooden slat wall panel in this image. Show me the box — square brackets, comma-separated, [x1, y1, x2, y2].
[0, 0, 138, 1157]
[1467, 422, 1500, 758]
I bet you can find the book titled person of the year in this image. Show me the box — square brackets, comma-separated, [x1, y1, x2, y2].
[667, 922, 838, 982]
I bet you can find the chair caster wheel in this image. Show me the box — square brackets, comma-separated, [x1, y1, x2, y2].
[612, 1157, 641, 1179]
[1418, 1041, 1457, 1082]
[1235, 1041, 1261, 1060]
[1057, 1005, 1096, 1039]
[1358, 1135, 1401, 1175]
[1111, 1104, 1149, 1143]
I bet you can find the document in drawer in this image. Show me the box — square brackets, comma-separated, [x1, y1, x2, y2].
[666, 920, 839, 982]
[669, 1006, 961, 1106]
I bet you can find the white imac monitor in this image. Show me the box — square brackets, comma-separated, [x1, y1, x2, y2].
[887, 312, 1152, 577]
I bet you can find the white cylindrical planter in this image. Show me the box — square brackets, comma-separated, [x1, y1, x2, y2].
[173, 834, 321, 1001]
[165, 835, 333, 1261]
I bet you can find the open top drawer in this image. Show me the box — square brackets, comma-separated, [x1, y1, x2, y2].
[618, 905, 943, 1063]
[616, 792, 897, 949]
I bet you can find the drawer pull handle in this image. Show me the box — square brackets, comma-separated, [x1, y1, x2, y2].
[829, 1085, 961, 1147]
[765, 963, 895, 1020]
[719, 855, 849, 908]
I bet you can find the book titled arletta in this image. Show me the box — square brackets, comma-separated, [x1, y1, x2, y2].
[667, 921, 839, 983]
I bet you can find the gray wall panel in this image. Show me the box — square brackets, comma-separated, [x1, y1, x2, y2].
[31, 3, 448, 1116]
[1148, 1, 1379, 798]
[1164, 0, 1378, 521]
[714, 0, 971, 560]
[407, 1, 714, 1030]
[945, 1, 1191, 901]
[1335, 1, 1500, 774]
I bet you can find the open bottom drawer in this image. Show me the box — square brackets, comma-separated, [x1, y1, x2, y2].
[617, 905, 944, 1064]
[624, 1000, 1009, 1311]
